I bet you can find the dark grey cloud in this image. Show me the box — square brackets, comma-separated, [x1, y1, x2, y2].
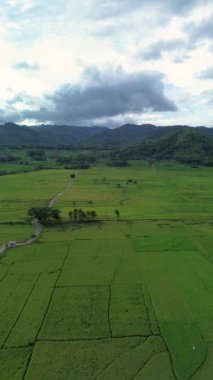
[13, 61, 40, 70]
[0, 107, 20, 124]
[196, 67, 213, 79]
[19, 66, 177, 124]
[139, 39, 184, 60]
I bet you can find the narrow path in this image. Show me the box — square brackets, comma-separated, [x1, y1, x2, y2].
[0, 244, 6, 254]
[48, 177, 74, 207]
[0, 175, 76, 255]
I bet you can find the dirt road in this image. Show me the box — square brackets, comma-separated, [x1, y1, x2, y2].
[0, 175, 76, 255]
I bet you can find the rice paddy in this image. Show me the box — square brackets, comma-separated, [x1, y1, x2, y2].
[0, 161, 212, 379]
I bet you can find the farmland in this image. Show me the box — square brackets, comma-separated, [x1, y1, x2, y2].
[0, 170, 69, 222]
[0, 161, 212, 379]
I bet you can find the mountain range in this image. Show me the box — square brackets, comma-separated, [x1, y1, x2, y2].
[0, 122, 213, 148]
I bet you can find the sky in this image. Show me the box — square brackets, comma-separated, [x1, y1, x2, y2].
[0, 0, 212, 127]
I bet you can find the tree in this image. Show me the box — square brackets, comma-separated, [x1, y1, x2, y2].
[51, 208, 61, 220]
[68, 208, 98, 223]
[73, 208, 78, 222]
[79, 209, 87, 221]
[28, 207, 49, 222]
[90, 210, 97, 220]
[115, 209, 120, 219]
[28, 207, 61, 223]
[68, 210, 73, 221]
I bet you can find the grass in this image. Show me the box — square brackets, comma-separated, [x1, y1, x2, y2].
[110, 284, 151, 337]
[3, 242, 68, 275]
[0, 273, 38, 347]
[138, 351, 175, 379]
[0, 161, 212, 379]
[136, 250, 209, 379]
[0, 348, 32, 380]
[57, 239, 123, 286]
[0, 169, 70, 222]
[0, 223, 33, 246]
[25, 336, 166, 380]
[4, 272, 58, 348]
[39, 286, 110, 340]
[55, 162, 213, 220]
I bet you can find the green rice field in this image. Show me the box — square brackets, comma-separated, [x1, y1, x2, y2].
[0, 162, 212, 379]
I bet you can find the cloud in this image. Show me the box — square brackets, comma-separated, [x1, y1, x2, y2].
[5, 0, 36, 12]
[164, 0, 210, 14]
[5, 94, 24, 105]
[0, 0, 212, 127]
[0, 106, 19, 124]
[201, 90, 213, 105]
[138, 11, 213, 62]
[12, 61, 40, 70]
[139, 39, 184, 60]
[5, 91, 36, 105]
[196, 66, 213, 79]
[18, 66, 177, 124]
[92, 0, 210, 19]
[0, 91, 39, 124]
[185, 14, 213, 45]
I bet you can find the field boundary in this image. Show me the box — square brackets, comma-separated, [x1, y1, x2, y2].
[21, 244, 71, 380]
[2, 273, 41, 349]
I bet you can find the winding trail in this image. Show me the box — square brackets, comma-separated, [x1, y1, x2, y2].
[48, 176, 74, 207]
[0, 175, 76, 255]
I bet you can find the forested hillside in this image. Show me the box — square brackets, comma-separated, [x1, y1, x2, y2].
[0, 122, 212, 148]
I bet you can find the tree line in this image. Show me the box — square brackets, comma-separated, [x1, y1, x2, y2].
[28, 207, 98, 224]
[28, 206, 121, 223]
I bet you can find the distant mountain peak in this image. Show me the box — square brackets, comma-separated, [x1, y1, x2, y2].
[3, 122, 19, 127]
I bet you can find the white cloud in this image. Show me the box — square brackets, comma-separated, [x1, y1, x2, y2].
[0, 0, 212, 126]
[6, 0, 35, 11]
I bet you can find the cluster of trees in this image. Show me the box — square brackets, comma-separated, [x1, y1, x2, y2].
[0, 169, 30, 176]
[28, 207, 61, 223]
[27, 205, 124, 224]
[0, 150, 48, 168]
[126, 179, 137, 184]
[105, 159, 130, 167]
[27, 149, 47, 161]
[69, 209, 97, 222]
[0, 154, 18, 162]
[57, 153, 97, 169]
[27, 206, 98, 224]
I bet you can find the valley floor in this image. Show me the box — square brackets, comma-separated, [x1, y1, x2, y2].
[0, 162, 212, 379]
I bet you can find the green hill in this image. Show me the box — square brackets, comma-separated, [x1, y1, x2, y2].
[80, 124, 189, 148]
[0, 123, 107, 147]
[118, 128, 213, 166]
[0, 123, 213, 167]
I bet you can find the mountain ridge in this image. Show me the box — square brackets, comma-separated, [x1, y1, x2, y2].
[0, 122, 213, 148]
[116, 127, 213, 166]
